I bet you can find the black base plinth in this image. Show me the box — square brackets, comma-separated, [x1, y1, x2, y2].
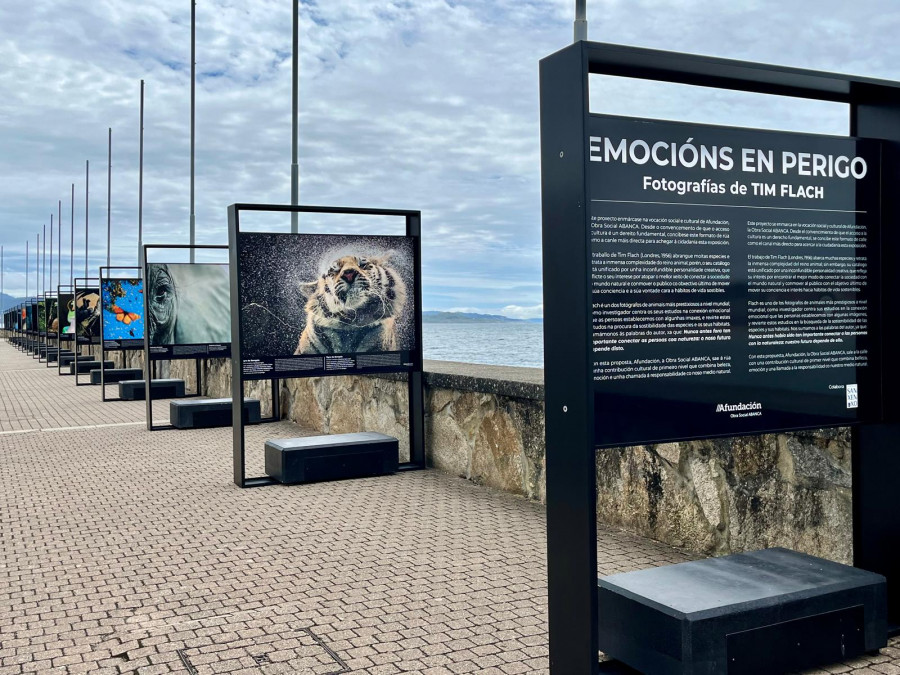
[70, 359, 114, 374]
[597, 547, 887, 675]
[265, 432, 399, 484]
[46, 350, 73, 363]
[60, 354, 93, 367]
[170, 397, 261, 429]
[90, 368, 144, 385]
[118, 379, 186, 401]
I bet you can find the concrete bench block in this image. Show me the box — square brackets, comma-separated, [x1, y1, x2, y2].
[597, 547, 887, 675]
[90, 368, 144, 385]
[265, 432, 399, 485]
[170, 398, 262, 429]
[118, 379, 186, 401]
[60, 354, 93, 367]
[70, 360, 114, 374]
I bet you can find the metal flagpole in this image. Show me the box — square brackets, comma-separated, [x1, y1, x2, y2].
[57, 200, 61, 292]
[574, 0, 587, 41]
[70, 184, 74, 286]
[36, 233, 40, 301]
[291, 0, 299, 233]
[49, 216, 53, 302]
[85, 161, 89, 279]
[189, 0, 196, 262]
[25, 240, 28, 299]
[107, 128, 112, 267]
[42, 225, 46, 302]
[138, 80, 144, 270]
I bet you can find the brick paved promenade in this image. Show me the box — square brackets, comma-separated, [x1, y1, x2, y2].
[1, 340, 897, 674]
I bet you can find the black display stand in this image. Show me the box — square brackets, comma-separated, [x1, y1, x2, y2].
[227, 204, 426, 488]
[141, 244, 276, 431]
[97, 266, 147, 399]
[72, 278, 100, 383]
[540, 41, 900, 674]
[56, 285, 74, 374]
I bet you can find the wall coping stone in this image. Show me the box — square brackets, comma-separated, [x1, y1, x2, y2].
[422, 359, 544, 401]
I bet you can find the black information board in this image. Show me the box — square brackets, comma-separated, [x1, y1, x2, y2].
[589, 116, 881, 447]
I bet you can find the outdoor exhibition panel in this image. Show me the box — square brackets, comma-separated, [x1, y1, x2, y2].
[141, 244, 268, 431]
[227, 203, 425, 488]
[71, 278, 101, 381]
[97, 266, 145, 399]
[540, 41, 900, 674]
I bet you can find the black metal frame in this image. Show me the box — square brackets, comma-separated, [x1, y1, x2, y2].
[72, 278, 100, 383]
[140, 243, 277, 431]
[227, 203, 426, 488]
[540, 41, 900, 674]
[98, 266, 150, 401]
[56, 284, 74, 375]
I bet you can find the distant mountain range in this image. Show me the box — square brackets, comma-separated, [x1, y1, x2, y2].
[1, 293, 25, 311]
[422, 311, 542, 324]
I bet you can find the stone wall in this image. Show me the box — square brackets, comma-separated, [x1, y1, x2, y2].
[62, 343, 854, 564]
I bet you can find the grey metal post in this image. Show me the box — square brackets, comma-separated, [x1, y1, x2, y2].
[1, 246, 4, 304]
[42, 226, 45, 301]
[574, 0, 587, 41]
[25, 240, 28, 299]
[85, 161, 89, 279]
[70, 185, 74, 286]
[138, 80, 144, 270]
[57, 200, 61, 292]
[107, 127, 112, 267]
[49, 216, 53, 302]
[36, 233, 40, 301]
[189, 0, 196, 262]
[291, 0, 299, 233]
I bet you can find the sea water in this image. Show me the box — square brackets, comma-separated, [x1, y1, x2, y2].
[421, 321, 544, 369]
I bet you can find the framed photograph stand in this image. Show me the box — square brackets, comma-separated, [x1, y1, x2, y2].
[72, 278, 100, 383]
[56, 284, 74, 374]
[540, 41, 900, 673]
[228, 203, 426, 488]
[141, 244, 277, 431]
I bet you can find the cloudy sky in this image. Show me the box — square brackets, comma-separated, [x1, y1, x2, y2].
[1, 0, 898, 317]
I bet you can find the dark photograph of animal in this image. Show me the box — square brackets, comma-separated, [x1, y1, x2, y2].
[238, 233, 416, 361]
[146, 263, 231, 346]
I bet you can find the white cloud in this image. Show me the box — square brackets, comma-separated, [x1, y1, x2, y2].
[500, 303, 543, 320]
[1, 0, 899, 315]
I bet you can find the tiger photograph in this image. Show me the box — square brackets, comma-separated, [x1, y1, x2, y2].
[237, 233, 416, 369]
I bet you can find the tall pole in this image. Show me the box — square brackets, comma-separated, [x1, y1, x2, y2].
[138, 80, 144, 270]
[70, 184, 74, 286]
[25, 240, 28, 299]
[574, 0, 587, 41]
[189, 0, 196, 262]
[36, 233, 40, 301]
[57, 200, 61, 293]
[291, 0, 299, 233]
[1, 246, 4, 305]
[42, 225, 46, 301]
[49, 216, 53, 300]
[85, 160, 89, 279]
[107, 127, 112, 268]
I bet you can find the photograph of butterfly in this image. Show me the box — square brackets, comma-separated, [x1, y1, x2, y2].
[100, 278, 145, 342]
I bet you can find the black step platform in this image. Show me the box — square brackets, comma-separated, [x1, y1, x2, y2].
[47, 350, 74, 363]
[597, 547, 887, 675]
[90, 368, 144, 385]
[60, 354, 93, 367]
[70, 359, 114, 374]
[170, 397, 262, 429]
[265, 432, 399, 484]
[118, 379, 186, 401]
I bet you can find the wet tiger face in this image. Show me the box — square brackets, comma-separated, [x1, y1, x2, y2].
[323, 255, 379, 307]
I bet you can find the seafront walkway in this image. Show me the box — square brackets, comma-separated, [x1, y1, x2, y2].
[0, 339, 897, 674]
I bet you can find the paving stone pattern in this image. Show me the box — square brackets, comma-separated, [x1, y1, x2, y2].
[0, 341, 897, 674]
